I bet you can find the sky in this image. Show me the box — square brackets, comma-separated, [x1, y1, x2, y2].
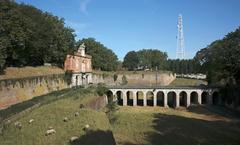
[16, 0, 240, 60]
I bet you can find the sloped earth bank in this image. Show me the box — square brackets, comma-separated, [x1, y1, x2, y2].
[1, 87, 240, 145]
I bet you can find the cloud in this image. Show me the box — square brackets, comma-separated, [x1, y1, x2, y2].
[80, 0, 91, 15]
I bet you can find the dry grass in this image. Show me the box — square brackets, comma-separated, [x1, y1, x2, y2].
[0, 88, 112, 145]
[112, 106, 240, 145]
[0, 66, 64, 80]
[169, 78, 208, 86]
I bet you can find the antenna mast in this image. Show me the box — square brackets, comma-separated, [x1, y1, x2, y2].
[176, 14, 185, 59]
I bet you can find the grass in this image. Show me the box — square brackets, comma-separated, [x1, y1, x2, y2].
[111, 106, 240, 145]
[1, 86, 240, 145]
[0, 87, 112, 145]
[0, 66, 64, 80]
[168, 78, 208, 86]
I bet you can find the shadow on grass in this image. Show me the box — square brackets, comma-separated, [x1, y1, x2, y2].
[188, 105, 240, 119]
[0, 87, 89, 122]
[70, 130, 116, 145]
[146, 113, 240, 145]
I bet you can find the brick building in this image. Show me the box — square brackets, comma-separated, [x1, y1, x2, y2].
[64, 43, 92, 86]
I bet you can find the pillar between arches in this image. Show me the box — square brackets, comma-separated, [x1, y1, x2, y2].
[197, 91, 202, 105]
[153, 92, 157, 106]
[133, 92, 137, 106]
[176, 92, 180, 108]
[186, 92, 190, 107]
[143, 92, 147, 106]
[163, 91, 168, 107]
[123, 91, 127, 106]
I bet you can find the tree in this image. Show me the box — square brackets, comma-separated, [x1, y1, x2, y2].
[76, 38, 118, 71]
[123, 49, 168, 70]
[122, 51, 139, 70]
[0, 0, 75, 68]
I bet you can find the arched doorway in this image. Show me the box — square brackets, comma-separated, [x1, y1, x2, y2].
[190, 92, 198, 105]
[106, 91, 113, 103]
[212, 91, 219, 105]
[201, 91, 208, 104]
[167, 91, 176, 108]
[116, 91, 123, 106]
[157, 91, 164, 106]
[127, 91, 134, 106]
[146, 91, 154, 106]
[136, 91, 144, 106]
[179, 91, 187, 107]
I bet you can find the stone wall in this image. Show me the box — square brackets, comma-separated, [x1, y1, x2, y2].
[0, 72, 175, 110]
[0, 74, 69, 109]
[92, 72, 176, 87]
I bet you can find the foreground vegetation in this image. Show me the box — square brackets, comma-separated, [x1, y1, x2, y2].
[112, 106, 240, 145]
[0, 87, 113, 145]
[1, 86, 240, 145]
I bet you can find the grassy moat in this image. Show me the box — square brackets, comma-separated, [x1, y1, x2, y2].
[1, 87, 240, 145]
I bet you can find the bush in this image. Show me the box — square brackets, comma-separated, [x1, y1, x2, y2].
[96, 83, 108, 96]
[121, 75, 128, 85]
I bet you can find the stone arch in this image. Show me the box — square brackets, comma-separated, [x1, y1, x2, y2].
[116, 91, 123, 106]
[157, 91, 164, 106]
[106, 90, 114, 103]
[126, 91, 134, 106]
[212, 91, 219, 105]
[201, 91, 208, 104]
[179, 91, 187, 107]
[190, 91, 198, 104]
[167, 91, 176, 108]
[146, 91, 154, 106]
[136, 91, 144, 106]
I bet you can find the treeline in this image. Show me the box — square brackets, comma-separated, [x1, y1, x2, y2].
[0, 0, 75, 70]
[194, 27, 240, 107]
[122, 49, 201, 74]
[195, 27, 240, 86]
[122, 49, 168, 71]
[0, 0, 119, 73]
[76, 38, 119, 71]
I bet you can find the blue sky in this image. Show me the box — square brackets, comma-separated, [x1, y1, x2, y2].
[16, 0, 240, 60]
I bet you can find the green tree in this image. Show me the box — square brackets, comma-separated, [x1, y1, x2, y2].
[122, 51, 139, 70]
[0, 0, 75, 68]
[76, 38, 118, 71]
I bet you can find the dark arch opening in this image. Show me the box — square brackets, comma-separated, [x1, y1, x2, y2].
[179, 91, 187, 107]
[212, 92, 219, 105]
[106, 91, 113, 103]
[167, 91, 176, 108]
[137, 91, 144, 106]
[127, 91, 133, 106]
[157, 91, 164, 106]
[201, 91, 208, 104]
[116, 91, 123, 106]
[146, 91, 154, 106]
[190, 92, 198, 105]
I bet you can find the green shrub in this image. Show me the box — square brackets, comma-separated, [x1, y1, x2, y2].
[121, 75, 128, 85]
[96, 83, 109, 96]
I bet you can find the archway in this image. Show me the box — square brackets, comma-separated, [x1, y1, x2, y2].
[146, 91, 154, 106]
[167, 91, 176, 108]
[201, 91, 208, 104]
[179, 91, 187, 107]
[106, 90, 113, 103]
[136, 91, 144, 106]
[212, 91, 219, 105]
[127, 91, 134, 106]
[116, 91, 123, 106]
[190, 91, 198, 104]
[157, 91, 164, 106]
